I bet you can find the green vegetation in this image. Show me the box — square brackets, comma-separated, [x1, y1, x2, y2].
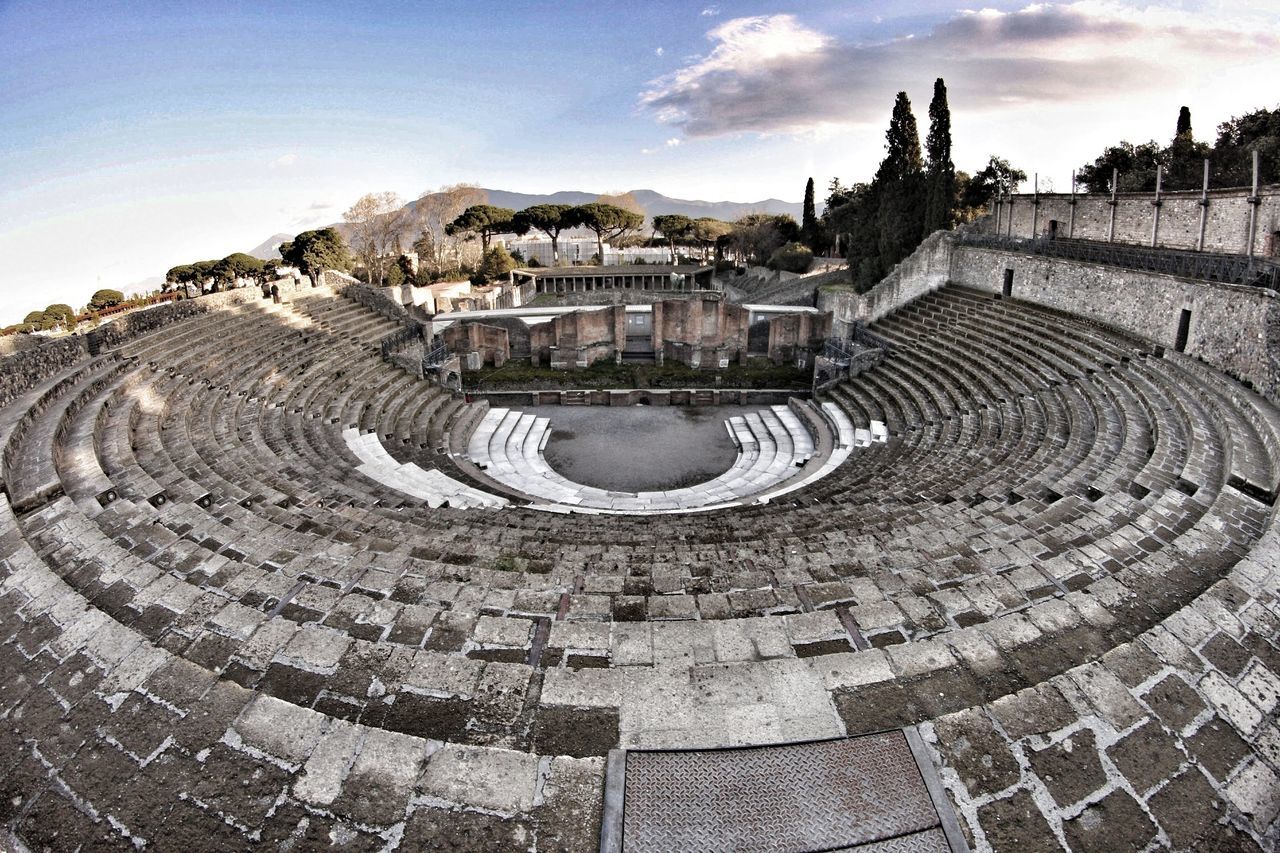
[767, 242, 814, 273]
[923, 78, 956, 234]
[800, 178, 820, 253]
[491, 554, 523, 572]
[463, 357, 812, 391]
[89, 289, 124, 309]
[652, 214, 694, 262]
[3, 289, 181, 336]
[446, 204, 518, 252]
[824, 77, 999, 293]
[167, 251, 278, 294]
[478, 245, 516, 282]
[1077, 104, 1280, 192]
[572, 203, 645, 264]
[512, 204, 576, 266]
[279, 227, 352, 286]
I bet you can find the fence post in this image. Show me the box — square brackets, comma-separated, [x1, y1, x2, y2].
[1150, 166, 1163, 248]
[1247, 148, 1261, 259]
[1197, 159, 1210, 252]
[1108, 167, 1118, 243]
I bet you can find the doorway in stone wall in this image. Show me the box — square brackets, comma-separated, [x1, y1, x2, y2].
[1002, 269, 1014, 299]
[1174, 309, 1192, 353]
[1048, 220, 1060, 240]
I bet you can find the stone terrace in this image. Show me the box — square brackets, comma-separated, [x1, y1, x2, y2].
[1, 282, 1279, 851]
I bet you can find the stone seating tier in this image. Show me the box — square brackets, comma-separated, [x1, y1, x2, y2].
[1, 283, 1279, 850]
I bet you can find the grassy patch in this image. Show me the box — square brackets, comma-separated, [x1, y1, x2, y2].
[491, 554, 522, 572]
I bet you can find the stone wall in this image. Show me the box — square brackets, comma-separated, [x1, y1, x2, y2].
[950, 246, 1280, 400]
[0, 335, 42, 357]
[819, 228, 960, 336]
[85, 287, 265, 355]
[767, 313, 832, 365]
[988, 186, 1280, 256]
[653, 299, 750, 368]
[444, 323, 510, 368]
[526, 289, 715, 308]
[0, 336, 92, 409]
[483, 318, 534, 360]
[741, 265, 849, 307]
[530, 306, 626, 368]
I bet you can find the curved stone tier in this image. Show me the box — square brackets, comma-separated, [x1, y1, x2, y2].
[1, 283, 1278, 851]
[457, 402, 858, 514]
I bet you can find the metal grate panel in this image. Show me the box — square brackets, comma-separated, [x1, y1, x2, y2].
[617, 731, 957, 853]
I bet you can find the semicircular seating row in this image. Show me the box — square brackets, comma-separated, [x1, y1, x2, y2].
[452, 401, 867, 514]
[2, 282, 1280, 849]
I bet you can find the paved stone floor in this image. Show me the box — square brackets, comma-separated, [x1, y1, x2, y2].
[1, 283, 1279, 851]
[540, 404, 752, 491]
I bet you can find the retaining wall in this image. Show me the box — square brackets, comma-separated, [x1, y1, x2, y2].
[467, 389, 804, 407]
[988, 185, 1280, 256]
[0, 284, 296, 406]
[819, 229, 960, 335]
[950, 246, 1280, 400]
[0, 337, 92, 409]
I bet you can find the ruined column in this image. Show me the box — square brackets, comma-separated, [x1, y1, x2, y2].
[1247, 148, 1261, 259]
[1031, 173, 1040, 238]
[1068, 170, 1077, 238]
[1151, 166, 1163, 248]
[1107, 167, 1118, 243]
[1196, 159, 1210, 252]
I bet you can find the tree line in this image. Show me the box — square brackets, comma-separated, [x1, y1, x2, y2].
[3, 289, 130, 335]
[164, 253, 286, 295]
[818, 78, 1027, 292]
[1076, 104, 1279, 193]
[335, 186, 822, 287]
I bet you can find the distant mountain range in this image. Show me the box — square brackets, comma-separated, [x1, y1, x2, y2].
[247, 188, 803, 260]
[247, 233, 296, 261]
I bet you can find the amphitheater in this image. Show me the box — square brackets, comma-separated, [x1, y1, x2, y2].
[3, 189, 1280, 852]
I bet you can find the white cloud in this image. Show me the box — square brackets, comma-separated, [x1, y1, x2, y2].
[641, 137, 684, 155]
[639, 5, 1280, 138]
[655, 46, 664, 56]
[701, 5, 720, 16]
[271, 152, 298, 168]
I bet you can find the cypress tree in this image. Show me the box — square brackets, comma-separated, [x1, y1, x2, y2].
[1176, 106, 1192, 137]
[801, 177, 819, 253]
[870, 91, 924, 285]
[923, 77, 956, 233]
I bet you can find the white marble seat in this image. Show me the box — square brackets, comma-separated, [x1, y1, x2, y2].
[454, 399, 856, 514]
[345, 427, 507, 509]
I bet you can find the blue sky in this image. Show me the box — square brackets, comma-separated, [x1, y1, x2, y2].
[2, 0, 1277, 314]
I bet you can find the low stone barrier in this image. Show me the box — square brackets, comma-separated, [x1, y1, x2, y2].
[465, 388, 805, 407]
[0, 336, 91, 408]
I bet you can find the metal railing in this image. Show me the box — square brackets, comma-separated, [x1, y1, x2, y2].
[379, 323, 422, 361]
[822, 338, 859, 364]
[422, 340, 451, 371]
[957, 233, 1280, 290]
[849, 320, 893, 353]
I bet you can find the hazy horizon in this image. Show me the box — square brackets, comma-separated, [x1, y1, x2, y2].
[3, 0, 1278, 313]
